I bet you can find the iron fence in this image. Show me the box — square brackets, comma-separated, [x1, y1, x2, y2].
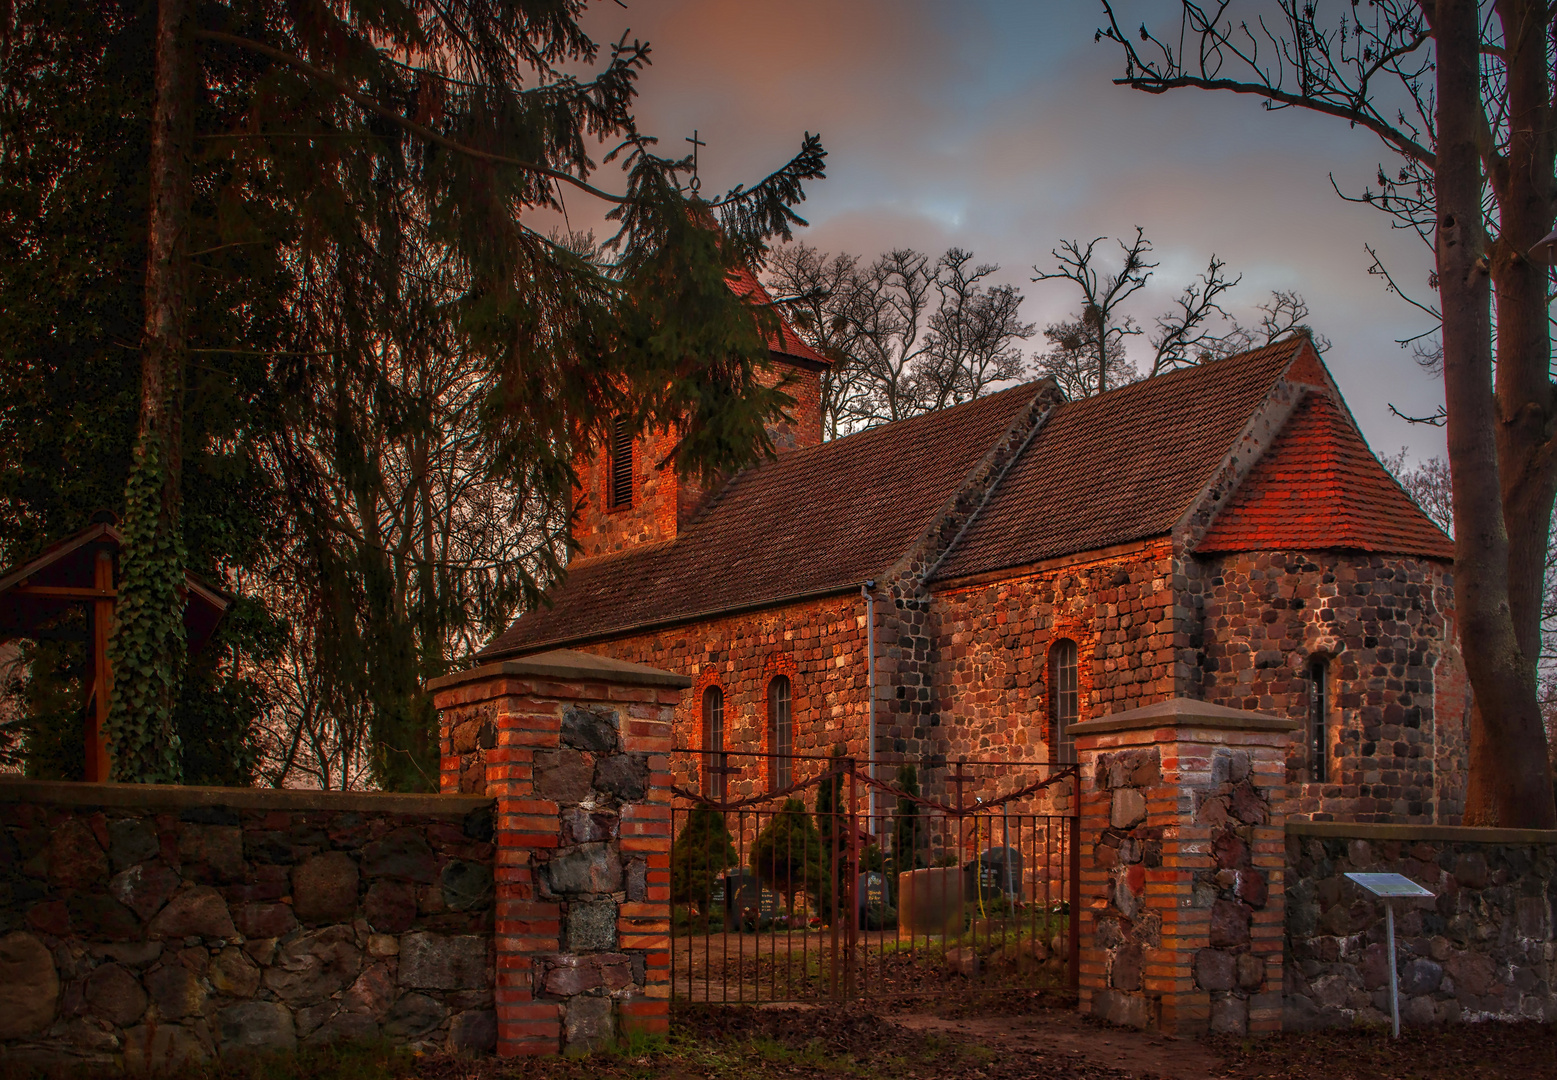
[669, 749, 1080, 1004]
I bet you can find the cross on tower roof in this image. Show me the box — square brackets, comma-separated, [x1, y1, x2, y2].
[686, 129, 706, 194]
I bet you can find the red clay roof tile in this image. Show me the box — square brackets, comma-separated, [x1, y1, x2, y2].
[726, 266, 827, 365]
[1195, 391, 1452, 558]
[929, 339, 1307, 582]
[480, 382, 1039, 656]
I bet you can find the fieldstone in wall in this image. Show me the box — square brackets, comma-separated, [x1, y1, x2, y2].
[383, 992, 448, 1038]
[293, 852, 360, 923]
[568, 902, 618, 952]
[399, 933, 487, 990]
[365, 880, 418, 933]
[146, 963, 206, 1020]
[67, 893, 141, 941]
[263, 926, 362, 1005]
[342, 962, 395, 1017]
[1286, 834, 1557, 1029]
[178, 824, 245, 882]
[448, 1008, 497, 1053]
[534, 749, 595, 805]
[233, 901, 296, 939]
[48, 819, 108, 890]
[362, 829, 438, 883]
[1111, 789, 1146, 830]
[147, 886, 236, 940]
[107, 819, 159, 873]
[0, 932, 58, 1038]
[1194, 948, 1235, 992]
[218, 1001, 297, 1055]
[110, 862, 181, 923]
[84, 962, 148, 1027]
[594, 754, 649, 803]
[441, 860, 493, 912]
[561, 706, 619, 753]
[1, 796, 499, 1063]
[564, 994, 614, 1056]
[543, 843, 623, 896]
[210, 946, 260, 998]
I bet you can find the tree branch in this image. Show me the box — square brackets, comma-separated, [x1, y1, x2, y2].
[191, 29, 633, 205]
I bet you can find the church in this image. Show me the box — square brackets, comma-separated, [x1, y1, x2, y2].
[476, 284, 1467, 825]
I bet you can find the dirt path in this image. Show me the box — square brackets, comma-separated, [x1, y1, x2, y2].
[892, 1010, 1228, 1080]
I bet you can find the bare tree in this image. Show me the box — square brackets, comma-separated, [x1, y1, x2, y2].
[1382, 451, 1455, 537]
[766, 244, 1034, 434]
[918, 249, 1035, 409]
[1099, 0, 1557, 826]
[1033, 228, 1320, 396]
[765, 245, 877, 439]
[1032, 228, 1157, 395]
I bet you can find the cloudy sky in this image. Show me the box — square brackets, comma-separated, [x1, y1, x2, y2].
[572, 0, 1447, 463]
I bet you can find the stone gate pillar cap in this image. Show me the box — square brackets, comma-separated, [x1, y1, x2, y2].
[426, 649, 692, 692]
[1069, 696, 1299, 736]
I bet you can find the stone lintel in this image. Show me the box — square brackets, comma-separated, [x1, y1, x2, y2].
[0, 776, 491, 816]
[1071, 697, 1300, 737]
[427, 649, 692, 694]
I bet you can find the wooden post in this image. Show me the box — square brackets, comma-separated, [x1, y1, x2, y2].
[86, 548, 114, 782]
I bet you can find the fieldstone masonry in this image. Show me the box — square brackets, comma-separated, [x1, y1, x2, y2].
[0, 781, 495, 1072]
[1072, 698, 1294, 1037]
[1284, 822, 1557, 1028]
[429, 649, 686, 1056]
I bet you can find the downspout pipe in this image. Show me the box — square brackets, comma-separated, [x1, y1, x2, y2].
[862, 579, 876, 835]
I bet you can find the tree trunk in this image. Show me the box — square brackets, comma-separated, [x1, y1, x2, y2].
[106, 0, 195, 782]
[1440, 0, 1556, 827]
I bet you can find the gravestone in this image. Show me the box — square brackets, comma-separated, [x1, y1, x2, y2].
[722, 871, 779, 931]
[964, 846, 1022, 901]
[858, 870, 893, 929]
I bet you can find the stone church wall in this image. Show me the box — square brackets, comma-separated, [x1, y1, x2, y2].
[0, 781, 496, 1072]
[568, 593, 871, 800]
[928, 540, 1182, 792]
[1190, 551, 1466, 824]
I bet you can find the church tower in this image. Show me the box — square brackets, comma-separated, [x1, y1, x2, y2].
[570, 269, 829, 560]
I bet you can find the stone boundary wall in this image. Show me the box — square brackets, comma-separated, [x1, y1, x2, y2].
[1284, 821, 1557, 1030]
[0, 779, 495, 1073]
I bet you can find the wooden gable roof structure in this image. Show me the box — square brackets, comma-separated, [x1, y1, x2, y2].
[0, 518, 231, 780]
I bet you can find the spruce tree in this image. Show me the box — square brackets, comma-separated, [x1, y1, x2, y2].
[671, 804, 737, 925]
[3, 0, 825, 786]
[751, 798, 823, 917]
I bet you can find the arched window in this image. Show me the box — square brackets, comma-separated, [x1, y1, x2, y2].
[1307, 656, 1330, 783]
[768, 675, 793, 789]
[608, 415, 633, 509]
[702, 686, 726, 800]
[1050, 639, 1078, 764]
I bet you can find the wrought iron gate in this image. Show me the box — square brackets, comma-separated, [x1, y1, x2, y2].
[668, 749, 1079, 1004]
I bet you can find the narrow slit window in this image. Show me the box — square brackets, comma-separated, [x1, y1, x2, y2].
[769, 675, 792, 789]
[1051, 639, 1078, 764]
[608, 415, 633, 509]
[1308, 656, 1330, 783]
[702, 686, 725, 800]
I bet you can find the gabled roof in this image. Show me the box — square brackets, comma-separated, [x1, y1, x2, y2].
[0, 521, 231, 651]
[480, 382, 1041, 657]
[726, 267, 828, 366]
[929, 340, 1306, 582]
[481, 335, 1453, 659]
[1196, 392, 1452, 558]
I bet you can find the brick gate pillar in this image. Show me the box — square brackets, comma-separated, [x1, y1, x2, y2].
[429, 650, 690, 1056]
[1070, 699, 1296, 1037]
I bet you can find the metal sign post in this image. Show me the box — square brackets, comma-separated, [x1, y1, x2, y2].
[1344, 873, 1435, 1038]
